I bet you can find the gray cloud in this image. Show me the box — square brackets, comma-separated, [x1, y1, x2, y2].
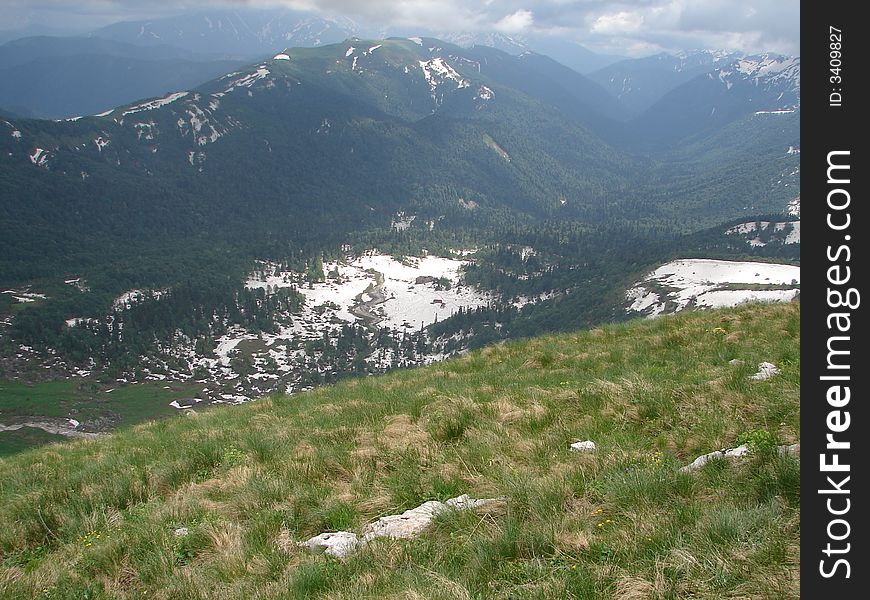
[1, 0, 799, 56]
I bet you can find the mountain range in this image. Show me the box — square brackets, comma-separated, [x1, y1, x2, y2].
[1, 38, 798, 279]
[0, 32, 799, 431]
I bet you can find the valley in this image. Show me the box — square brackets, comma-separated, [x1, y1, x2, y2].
[1, 34, 800, 455]
[0, 3, 807, 597]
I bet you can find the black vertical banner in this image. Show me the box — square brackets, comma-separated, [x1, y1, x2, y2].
[803, 2, 867, 596]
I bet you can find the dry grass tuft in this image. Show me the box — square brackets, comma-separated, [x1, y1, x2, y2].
[380, 414, 430, 450]
[555, 528, 591, 552]
[614, 574, 656, 600]
[292, 440, 317, 460]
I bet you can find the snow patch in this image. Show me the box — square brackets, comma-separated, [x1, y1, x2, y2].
[626, 259, 800, 316]
[122, 91, 188, 117]
[3, 289, 48, 303]
[112, 289, 168, 311]
[418, 57, 470, 99]
[29, 148, 48, 167]
[222, 66, 270, 94]
[726, 221, 800, 245]
[476, 85, 495, 101]
[391, 212, 416, 232]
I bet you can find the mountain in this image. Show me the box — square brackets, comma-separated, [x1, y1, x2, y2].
[630, 54, 800, 144]
[92, 8, 360, 59]
[91, 8, 623, 73]
[436, 31, 625, 74]
[0, 36, 216, 69]
[0, 38, 799, 408]
[0, 38, 637, 282]
[589, 50, 739, 117]
[0, 301, 801, 598]
[0, 37, 247, 119]
[0, 39, 797, 281]
[462, 46, 628, 125]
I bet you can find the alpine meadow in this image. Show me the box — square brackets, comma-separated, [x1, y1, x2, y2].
[1, 3, 800, 599]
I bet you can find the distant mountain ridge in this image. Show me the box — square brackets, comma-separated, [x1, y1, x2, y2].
[1, 37, 798, 284]
[0, 36, 246, 119]
[92, 8, 361, 59]
[629, 53, 799, 143]
[589, 50, 739, 117]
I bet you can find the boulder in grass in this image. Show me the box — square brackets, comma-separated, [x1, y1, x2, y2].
[299, 495, 503, 558]
[749, 362, 779, 380]
[299, 531, 362, 558]
[679, 445, 749, 473]
[570, 440, 596, 452]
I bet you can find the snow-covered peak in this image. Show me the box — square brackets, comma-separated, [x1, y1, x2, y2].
[710, 53, 800, 108]
[718, 54, 800, 88]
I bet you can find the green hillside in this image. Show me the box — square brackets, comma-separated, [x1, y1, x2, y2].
[0, 302, 800, 599]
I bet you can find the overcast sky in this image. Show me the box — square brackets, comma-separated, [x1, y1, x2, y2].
[1, 0, 799, 56]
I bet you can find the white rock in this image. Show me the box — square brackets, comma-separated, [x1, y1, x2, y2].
[299, 495, 500, 558]
[728, 359, 744, 366]
[723, 445, 750, 459]
[174, 527, 189, 537]
[445, 494, 492, 510]
[750, 362, 779, 380]
[679, 445, 750, 473]
[362, 501, 447, 541]
[300, 531, 362, 558]
[570, 440, 596, 452]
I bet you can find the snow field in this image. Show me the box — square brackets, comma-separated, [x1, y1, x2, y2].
[626, 259, 800, 316]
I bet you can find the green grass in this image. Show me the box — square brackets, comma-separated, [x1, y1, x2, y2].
[0, 302, 800, 599]
[0, 380, 201, 454]
[0, 427, 67, 457]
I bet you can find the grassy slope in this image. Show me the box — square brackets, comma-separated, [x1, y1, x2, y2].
[0, 303, 800, 599]
[0, 381, 202, 455]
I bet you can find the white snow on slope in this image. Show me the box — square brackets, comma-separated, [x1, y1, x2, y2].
[2, 289, 47, 303]
[112, 289, 168, 311]
[626, 259, 800, 317]
[419, 57, 470, 95]
[221, 66, 270, 94]
[274, 53, 290, 60]
[29, 148, 48, 166]
[122, 91, 189, 117]
[726, 221, 800, 246]
[693, 289, 799, 309]
[345, 46, 356, 57]
[391, 212, 416, 231]
[476, 85, 495, 101]
[246, 253, 491, 332]
[358, 254, 489, 330]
